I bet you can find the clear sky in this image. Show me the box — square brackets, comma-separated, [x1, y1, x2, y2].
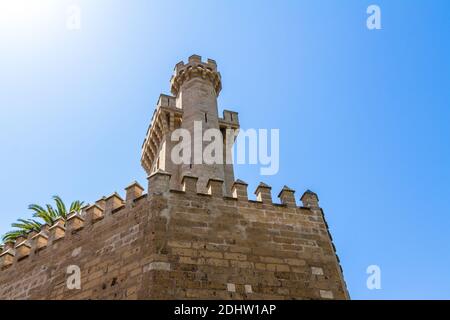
[0, 0, 449, 299]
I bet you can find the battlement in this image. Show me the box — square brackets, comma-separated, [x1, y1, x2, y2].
[141, 95, 183, 175]
[219, 110, 239, 129]
[173, 54, 218, 74]
[170, 54, 222, 97]
[141, 56, 240, 194]
[0, 172, 348, 300]
[156, 94, 177, 109]
[0, 56, 348, 300]
[0, 175, 317, 269]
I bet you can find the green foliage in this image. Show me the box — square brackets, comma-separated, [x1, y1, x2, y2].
[2, 230, 27, 243]
[2, 196, 84, 243]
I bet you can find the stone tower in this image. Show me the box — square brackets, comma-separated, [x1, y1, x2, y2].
[0, 55, 349, 300]
[141, 54, 239, 195]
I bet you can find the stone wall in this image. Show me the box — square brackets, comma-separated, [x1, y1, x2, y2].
[0, 172, 348, 300]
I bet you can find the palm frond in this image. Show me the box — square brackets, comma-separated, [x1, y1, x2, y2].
[29, 205, 53, 225]
[28, 204, 47, 216]
[11, 218, 42, 234]
[46, 204, 58, 220]
[69, 200, 84, 213]
[29, 203, 54, 225]
[53, 195, 67, 219]
[2, 197, 85, 246]
[2, 230, 26, 243]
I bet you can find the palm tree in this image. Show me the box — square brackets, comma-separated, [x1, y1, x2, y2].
[27, 204, 56, 226]
[2, 219, 42, 243]
[29, 195, 84, 225]
[2, 196, 84, 243]
[2, 229, 27, 243]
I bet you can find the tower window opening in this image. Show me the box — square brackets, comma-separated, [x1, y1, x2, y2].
[205, 113, 208, 123]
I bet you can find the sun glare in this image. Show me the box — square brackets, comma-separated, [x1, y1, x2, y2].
[0, 0, 55, 31]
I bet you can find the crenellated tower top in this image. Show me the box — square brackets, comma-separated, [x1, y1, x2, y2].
[170, 54, 222, 97]
[142, 55, 238, 194]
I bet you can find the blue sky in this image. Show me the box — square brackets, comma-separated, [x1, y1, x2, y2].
[1, 0, 449, 299]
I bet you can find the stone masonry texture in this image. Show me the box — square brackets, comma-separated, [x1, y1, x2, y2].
[0, 177, 348, 299]
[0, 55, 348, 300]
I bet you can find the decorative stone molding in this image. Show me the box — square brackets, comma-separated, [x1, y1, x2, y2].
[141, 103, 183, 175]
[255, 182, 272, 204]
[278, 185, 296, 207]
[49, 218, 65, 241]
[3, 241, 15, 251]
[86, 204, 104, 223]
[15, 241, 31, 259]
[301, 190, 319, 208]
[182, 175, 199, 194]
[14, 235, 26, 247]
[207, 178, 224, 197]
[0, 249, 14, 268]
[95, 196, 106, 210]
[148, 170, 171, 195]
[31, 232, 48, 250]
[104, 193, 124, 214]
[232, 179, 248, 201]
[67, 212, 85, 232]
[170, 55, 222, 97]
[125, 181, 144, 204]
